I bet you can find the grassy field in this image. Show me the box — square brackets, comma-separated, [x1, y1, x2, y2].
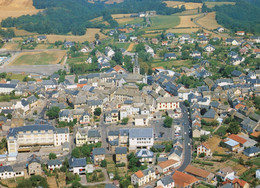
[67, 56, 88, 64]
[2, 42, 19, 50]
[47, 28, 107, 43]
[0, 0, 40, 21]
[205, 1, 235, 8]
[164, 1, 202, 10]
[148, 15, 180, 30]
[174, 9, 199, 16]
[176, 14, 202, 28]
[151, 59, 193, 69]
[167, 28, 200, 34]
[114, 42, 130, 50]
[6, 73, 27, 81]
[112, 14, 136, 24]
[118, 17, 144, 27]
[10, 51, 67, 66]
[105, 0, 124, 4]
[127, 43, 135, 52]
[197, 12, 223, 30]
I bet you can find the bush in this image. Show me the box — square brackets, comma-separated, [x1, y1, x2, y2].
[49, 152, 57, 160]
[199, 153, 206, 158]
[116, 163, 126, 167]
[163, 116, 173, 128]
[101, 160, 107, 167]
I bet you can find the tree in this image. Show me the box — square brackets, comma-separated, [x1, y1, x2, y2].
[71, 148, 81, 158]
[7, 113, 12, 119]
[46, 106, 60, 119]
[95, 33, 100, 40]
[101, 159, 107, 167]
[199, 153, 205, 158]
[49, 152, 57, 159]
[74, 75, 78, 83]
[71, 181, 82, 188]
[121, 117, 129, 125]
[94, 108, 101, 116]
[184, 100, 190, 107]
[227, 121, 240, 134]
[164, 116, 173, 128]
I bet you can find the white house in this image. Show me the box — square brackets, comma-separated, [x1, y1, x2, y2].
[157, 97, 180, 111]
[145, 45, 155, 57]
[156, 159, 180, 175]
[134, 115, 149, 126]
[131, 168, 156, 186]
[54, 128, 69, 147]
[0, 165, 24, 179]
[0, 84, 17, 94]
[105, 46, 115, 58]
[129, 128, 154, 150]
[256, 169, 260, 180]
[47, 159, 62, 170]
[69, 158, 93, 175]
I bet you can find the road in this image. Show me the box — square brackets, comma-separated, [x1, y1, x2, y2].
[99, 113, 109, 152]
[177, 102, 192, 172]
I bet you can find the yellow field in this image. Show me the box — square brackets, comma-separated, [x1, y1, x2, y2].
[105, 0, 124, 4]
[0, 0, 40, 21]
[205, 1, 235, 8]
[175, 14, 202, 28]
[127, 43, 135, 52]
[2, 42, 19, 50]
[12, 27, 37, 36]
[164, 1, 202, 10]
[197, 12, 223, 30]
[47, 28, 107, 43]
[112, 14, 135, 24]
[10, 51, 67, 66]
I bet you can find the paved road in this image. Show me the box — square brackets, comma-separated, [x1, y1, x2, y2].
[177, 103, 192, 172]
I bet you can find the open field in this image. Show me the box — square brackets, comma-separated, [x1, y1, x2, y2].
[149, 15, 180, 30]
[0, 0, 41, 21]
[6, 73, 27, 81]
[151, 59, 193, 69]
[47, 28, 106, 43]
[174, 9, 199, 16]
[11, 27, 37, 36]
[105, 0, 124, 4]
[90, 17, 109, 26]
[114, 42, 130, 50]
[197, 12, 223, 30]
[10, 51, 66, 66]
[167, 28, 200, 34]
[205, 1, 235, 8]
[2, 42, 19, 50]
[112, 14, 135, 24]
[176, 14, 202, 28]
[164, 1, 202, 10]
[207, 135, 225, 154]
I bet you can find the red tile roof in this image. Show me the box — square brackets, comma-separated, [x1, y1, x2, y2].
[184, 165, 211, 179]
[232, 178, 248, 187]
[172, 171, 199, 187]
[228, 134, 247, 144]
[250, 131, 260, 138]
[134, 170, 144, 178]
[158, 159, 178, 169]
[113, 65, 126, 72]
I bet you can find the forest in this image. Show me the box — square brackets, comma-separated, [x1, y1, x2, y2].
[1, 0, 184, 35]
[215, 0, 260, 34]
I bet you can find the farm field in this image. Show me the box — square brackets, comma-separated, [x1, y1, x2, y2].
[6, 73, 27, 81]
[174, 9, 199, 16]
[148, 15, 180, 31]
[47, 28, 107, 43]
[112, 14, 135, 24]
[205, 1, 235, 8]
[10, 51, 67, 66]
[2, 42, 19, 50]
[167, 28, 199, 34]
[0, 0, 40, 21]
[164, 1, 202, 10]
[197, 12, 223, 30]
[176, 14, 202, 28]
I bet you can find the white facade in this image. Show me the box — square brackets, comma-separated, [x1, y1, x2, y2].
[129, 128, 154, 150]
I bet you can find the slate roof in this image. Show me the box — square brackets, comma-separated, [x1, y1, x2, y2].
[160, 175, 174, 186]
[164, 53, 176, 58]
[0, 83, 17, 88]
[88, 130, 101, 138]
[0, 165, 13, 172]
[244, 146, 260, 155]
[136, 149, 154, 158]
[129, 128, 153, 138]
[69, 157, 86, 168]
[92, 148, 106, 155]
[115, 147, 127, 154]
[202, 109, 216, 119]
[47, 159, 62, 166]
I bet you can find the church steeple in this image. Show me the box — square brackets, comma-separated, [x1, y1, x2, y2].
[133, 53, 140, 75]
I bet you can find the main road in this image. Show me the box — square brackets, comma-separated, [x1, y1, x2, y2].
[177, 102, 192, 172]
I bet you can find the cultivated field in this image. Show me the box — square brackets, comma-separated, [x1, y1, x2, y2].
[112, 14, 136, 24]
[205, 1, 235, 8]
[0, 0, 40, 21]
[2, 42, 19, 50]
[10, 51, 67, 66]
[47, 28, 107, 43]
[149, 15, 180, 30]
[12, 27, 37, 36]
[167, 28, 199, 34]
[197, 12, 223, 30]
[164, 1, 202, 10]
[175, 14, 202, 28]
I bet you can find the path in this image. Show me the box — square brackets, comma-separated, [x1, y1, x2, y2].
[213, 123, 222, 134]
[127, 43, 134, 52]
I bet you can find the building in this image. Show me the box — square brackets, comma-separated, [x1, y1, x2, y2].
[136, 149, 154, 165]
[28, 155, 42, 176]
[256, 169, 260, 179]
[47, 159, 62, 170]
[243, 146, 260, 157]
[0, 165, 24, 179]
[157, 97, 180, 111]
[156, 175, 175, 188]
[134, 115, 149, 126]
[172, 171, 199, 188]
[69, 157, 92, 175]
[217, 167, 235, 181]
[129, 128, 154, 150]
[232, 178, 249, 188]
[7, 124, 69, 156]
[184, 165, 214, 182]
[197, 142, 212, 157]
[156, 159, 180, 175]
[131, 168, 156, 186]
[76, 127, 88, 147]
[0, 84, 17, 94]
[92, 148, 106, 165]
[115, 147, 127, 164]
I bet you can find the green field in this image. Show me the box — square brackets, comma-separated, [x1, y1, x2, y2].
[118, 17, 145, 27]
[148, 15, 180, 30]
[6, 74, 27, 81]
[11, 51, 66, 66]
[114, 42, 130, 49]
[151, 59, 193, 69]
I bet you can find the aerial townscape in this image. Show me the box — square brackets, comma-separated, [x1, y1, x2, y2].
[0, 0, 259, 188]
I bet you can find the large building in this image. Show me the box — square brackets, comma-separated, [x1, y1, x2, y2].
[129, 128, 154, 150]
[7, 123, 69, 157]
[157, 97, 180, 111]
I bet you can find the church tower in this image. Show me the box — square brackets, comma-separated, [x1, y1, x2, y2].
[133, 54, 140, 75]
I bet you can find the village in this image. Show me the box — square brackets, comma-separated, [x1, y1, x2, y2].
[0, 8, 259, 188]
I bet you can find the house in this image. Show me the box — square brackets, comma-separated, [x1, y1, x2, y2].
[217, 167, 235, 181]
[47, 159, 62, 170]
[105, 46, 115, 58]
[184, 165, 214, 182]
[28, 155, 42, 176]
[224, 139, 240, 152]
[119, 34, 127, 42]
[135, 114, 149, 126]
[204, 44, 215, 52]
[197, 142, 212, 157]
[81, 46, 91, 53]
[79, 112, 91, 125]
[136, 149, 154, 165]
[190, 51, 201, 58]
[231, 56, 245, 66]
[226, 38, 239, 46]
[217, 27, 224, 33]
[152, 38, 159, 44]
[166, 32, 175, 40]
[164, 53, 177, 60]
[0, 83, 17, 94]
[256, 169, 260, 179]
[162, 41, 168, 46]
[157, 97, 180, 111]
[232, 178, 249, 188]
[69, 157, 91, 175]
[115, 147, 127, 164]
[156, 159, 180, 175]
[0, 165, 24, 179]
[172, 171, 199, 188]
[131, 167, 156, 186]
[236, 31, 245, 36]
[129, 128, 154, 150]
[64, 41, 75, 48]
[92, 148, 106, 165]
[202, 109, 217, 122]
[168, 146, 183, 162]
[112, 65, 127, 74]
[88, 130, 101, 144]
[240, 117, 259, 133]
[145, 45, 155, 57]
[156, 175, 174, 188]
[37, 35, 47, 42]
[243, 146, 260, 157]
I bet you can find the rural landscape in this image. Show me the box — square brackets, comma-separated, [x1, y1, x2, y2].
[0, 0, 259, 188]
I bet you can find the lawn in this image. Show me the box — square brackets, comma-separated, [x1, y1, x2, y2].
[148, 15, 180, 31]
[6, 73, 27, 81]
[86, 170, 105, 183]
[10, 51, 67, 66]
[114, 42, 130, 50]
[67, 56, 88, 64]
[151, 59, 194, 69]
